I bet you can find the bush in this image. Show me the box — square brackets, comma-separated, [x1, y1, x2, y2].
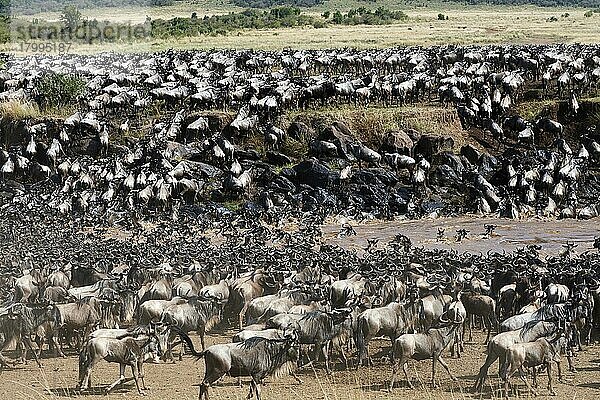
[584, 10, 594, 16]
[438, 13, 445, 20]
[60, 5, 82, 31]
[322, 11, 330, 19]
[35, 73, 86, 110]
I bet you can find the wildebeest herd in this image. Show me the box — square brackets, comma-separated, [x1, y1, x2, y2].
[0, 204, 599, 398]
[1, 43, 600, 399]
[0, 43, 599, 222]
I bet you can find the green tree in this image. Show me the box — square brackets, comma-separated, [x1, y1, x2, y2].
[60, 6, 82, 31]
[332, 10, 343, 24]
[322, 11, 330, 18]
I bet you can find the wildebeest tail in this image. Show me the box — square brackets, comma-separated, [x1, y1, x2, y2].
[354, 317, 367, 362]
[169, 325, 204, 358]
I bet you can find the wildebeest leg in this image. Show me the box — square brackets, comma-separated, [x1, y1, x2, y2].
[138, 359, 148, 390]
[239, 302, 250, 330]
[473, 351, 498, 392]
[53, 335, 65, 358]
[199, 331, 206, 352]
[401, 360, 412, 388]
[388, 359, 400, 391]
[105, 363, 128, 395]
[467, 315, 473, 342]
[556, 360, 563, 382]
[246, 380, 256, 399]
[290, 370, 303, 384]
[484, 317, 492, 344]
[322, 341, 332, 374]
[547, 362, 556, 395]
[437, 355, 457, 382]
[80, 357, 100, 391]
[336, 342, 349, 370]
[516, 367, 536, 395]
[22, 336, 41, 368]
[131, 362, 146, 396]
[566, 352, 576, 372]
[254, 380, 262, 400]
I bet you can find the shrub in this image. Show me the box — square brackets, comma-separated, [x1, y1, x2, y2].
[60, 5, 82, 31]
[322, 11, 330, 19]
[35, 73, 86, 110]
[584, 10, 593, 16]
[438, 13, 445, 20]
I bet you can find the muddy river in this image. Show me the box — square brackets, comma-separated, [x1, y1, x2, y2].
[322, 216, 600, 256]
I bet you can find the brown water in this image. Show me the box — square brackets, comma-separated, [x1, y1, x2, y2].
[323, 216, 600, 256]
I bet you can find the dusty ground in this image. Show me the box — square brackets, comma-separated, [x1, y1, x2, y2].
[2, 330, 600, 400]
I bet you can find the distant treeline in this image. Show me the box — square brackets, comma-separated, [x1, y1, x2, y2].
[151, 6, 408, 36]
[462, 0, 599, 6]
[232, 0, 323, 8]
[2, 6, 409, 43]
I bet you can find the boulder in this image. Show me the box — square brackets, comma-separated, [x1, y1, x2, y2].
[320, 122, 356, 161]
[266, 151, 293, 166]
[414, 135, 454, 158]
[287, 121, 315, 141]
[292, 159, 339, 189]
[431, 164, 461, 187]
[460, 144, 481, 166]
[381, 130, 414, 155]
[165, 141, 203, 160]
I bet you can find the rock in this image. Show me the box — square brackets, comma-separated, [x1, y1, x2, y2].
[421, 200, 447, 215]
[380, 130, 414, 155]
[478, 153, 498, 178]
[404, 128, 422, 143]
[287, 121, 315, 141]
[320, 123, 356, 161]
[460, 144, 481, 165]
[414, 135, 454, 158]
[266, 151, 293, 166]
[279, 167, 296, 180]
[165, 141, 203, 160]
[237, 149, 261, 161]
[434, 152, 465, 179]
[178, 160, 221, 179]
[351, 168, 398, 187]
[431, 164, 461, 187]
[292, 159, 339, 189]
[331, 121, 353, 137]
[269, 175, 296, 193]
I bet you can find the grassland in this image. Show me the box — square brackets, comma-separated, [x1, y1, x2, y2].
[5, 1, 600, 53]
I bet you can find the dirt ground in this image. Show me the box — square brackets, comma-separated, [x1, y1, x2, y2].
[1, 330, 600, 400]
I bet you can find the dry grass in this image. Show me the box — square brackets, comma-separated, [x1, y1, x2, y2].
[0, 99, 40, 121]
[282, 104, 466, 148]
[4, 3, 600, 53]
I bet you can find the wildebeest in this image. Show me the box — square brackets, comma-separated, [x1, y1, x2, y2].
[193, 333, 300, 400]
[473, 320, 557, 392]
[388, 311, 464, 390]
[267, 308, 353, 374]
[355, 301, 416, 367]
